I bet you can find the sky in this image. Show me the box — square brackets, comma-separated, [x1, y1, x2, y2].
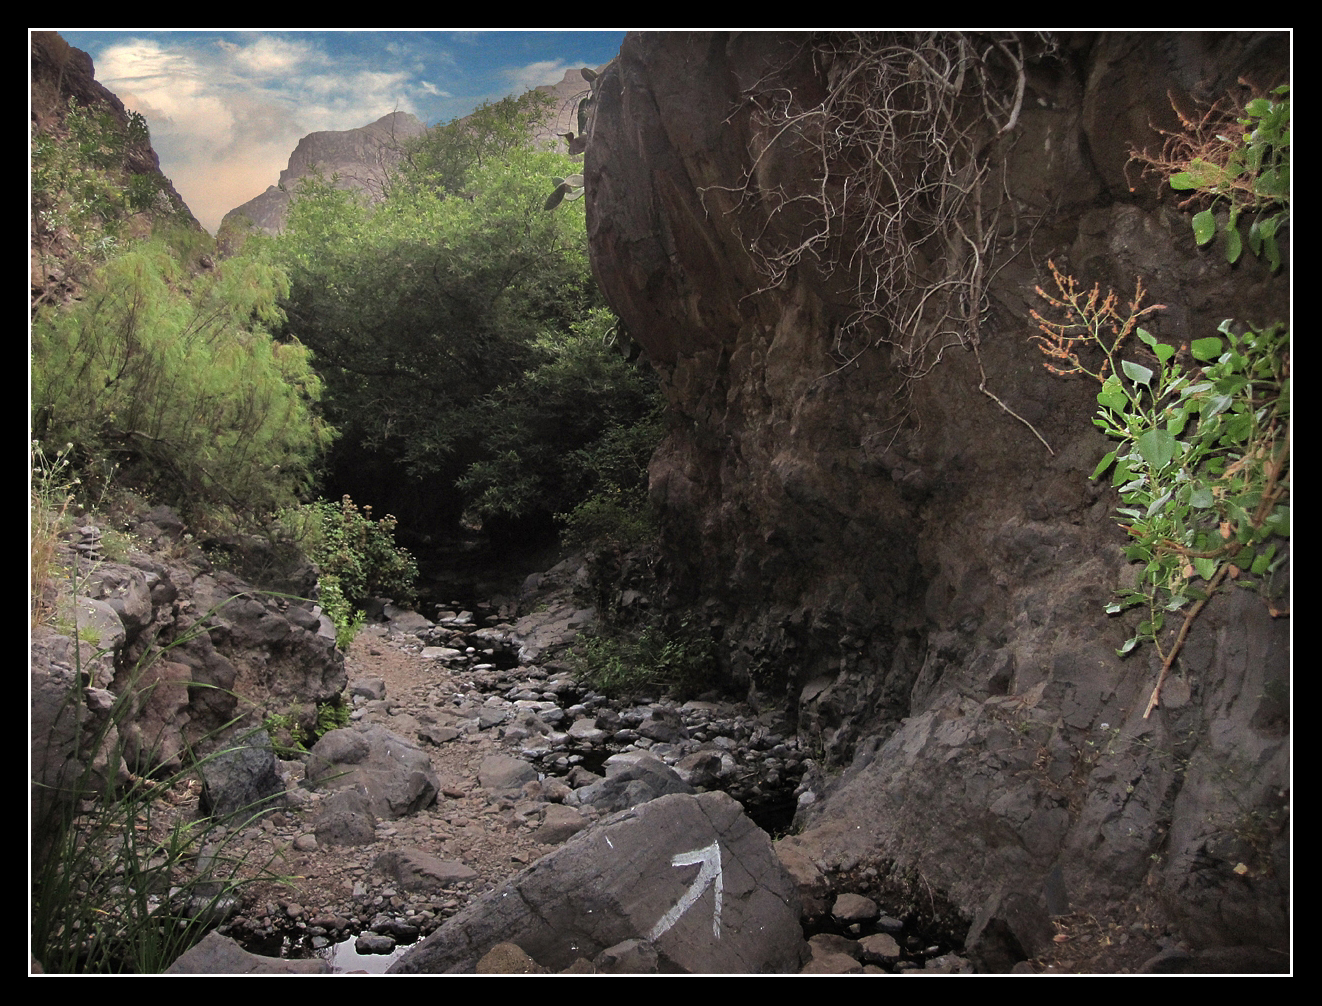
[48, 30, 629, 233]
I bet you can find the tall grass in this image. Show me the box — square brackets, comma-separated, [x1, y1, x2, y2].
[31, 592, 292, 973]
[30, 441, 77, 629]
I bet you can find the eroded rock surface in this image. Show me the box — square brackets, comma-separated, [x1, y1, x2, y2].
[389, 791, 807, 974]
[586, 31, 1289, 966]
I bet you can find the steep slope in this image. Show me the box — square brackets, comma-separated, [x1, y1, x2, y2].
[585, 32, 1288, 968]
[219, 111, 426, 239]
[30, 31, 203, 306]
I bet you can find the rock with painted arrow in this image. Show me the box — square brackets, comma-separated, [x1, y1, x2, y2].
[387, 791, 808, 974]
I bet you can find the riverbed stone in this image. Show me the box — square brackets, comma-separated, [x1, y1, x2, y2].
[832, 892, 879, 923]
[313, 788, 377, 846]
[388, 791, 808, 974]
[477, 753, 539, 793]
[306, 724, 438, 819]
[165, 932, 329, 974]
[565, 752, 695, 814]
[375, 847, 479, 891]
[199, 729, 284, 821]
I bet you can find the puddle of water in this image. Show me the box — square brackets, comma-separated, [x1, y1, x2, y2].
[319, 935, 416, 974]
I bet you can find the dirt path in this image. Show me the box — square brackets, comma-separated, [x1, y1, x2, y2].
[223, 622, 571, 961]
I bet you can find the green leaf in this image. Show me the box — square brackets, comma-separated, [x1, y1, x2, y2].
[1117, 637, 1139, 656]
[1098, 377, 1129, 412]
[1256, 166, 1287, 199]
[1145, 489, 1173, 518]
[1190, 337, 1223, 362]
[1136, 428, 1177, 469]
[1154, 343, 1176, 364]
[1192, 210, 1216, 245]
[1193, 556, 1219, 580]
[1169, 172, 1198, 191]
[1091, 450, 1117, 481]
[1188, 487, 1215, 508]
[1225, 224, 1242, 263]
[1122, 359, 1153, 386]
[1264, 234, 1281, 272]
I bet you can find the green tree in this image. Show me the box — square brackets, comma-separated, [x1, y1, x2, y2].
[269, 94, 602, 533]
[458, 308, 664, 538]
[32, 240, 334, 517]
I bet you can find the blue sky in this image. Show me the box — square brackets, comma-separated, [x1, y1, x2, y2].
[49, 30, 629, 232]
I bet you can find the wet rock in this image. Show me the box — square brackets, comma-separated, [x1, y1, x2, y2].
[594, 938, 659, 973]
[355, 932, 396, 954]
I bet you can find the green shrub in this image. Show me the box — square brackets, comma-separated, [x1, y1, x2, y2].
[574, 615, 716, 699]
[31, 241, 334, 519]
[1038, 86, 1290, 717]
[558, 487, 657, 553]
[281, 495, 418, 641]
[459, 308, 665, 537]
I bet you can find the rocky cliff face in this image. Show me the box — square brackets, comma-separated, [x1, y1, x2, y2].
[586, 32, 1288, 966]
[31, 31, 195, 209]
[30, 31, 203, 302]
[220, 110, 425, 238]
[220, 66, 600, 241]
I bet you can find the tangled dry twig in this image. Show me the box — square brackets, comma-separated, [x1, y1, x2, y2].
[706, 32, 1051, 386]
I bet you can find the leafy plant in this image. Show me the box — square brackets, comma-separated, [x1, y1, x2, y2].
[1132, 86, 1289, 270]
[31, 97, 183, 308]
[457, 308, 665, 536]
[574, 615, 716, 699]
[262, 697, 349, 755]
[30, 441, 79, 628]
[281, 495, 418, 643]
[32, 240, 334, 521]
[1032, 263, 1288, 714]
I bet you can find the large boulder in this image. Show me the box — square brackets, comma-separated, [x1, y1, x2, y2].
[198, 730, 284, 821]
[306, 725, 439, 818]
[565, 751, 695, 814]
[389, 791, 808, 974]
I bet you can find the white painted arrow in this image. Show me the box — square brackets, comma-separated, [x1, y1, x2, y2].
[647, 840, 723, 941]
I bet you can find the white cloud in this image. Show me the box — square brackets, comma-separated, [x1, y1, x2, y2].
[87, 35, 422, 233]
[230, 34, 320, 75]
[507, 59, 574, 91]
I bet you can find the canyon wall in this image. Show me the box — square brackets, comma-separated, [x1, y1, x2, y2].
[586, 32, 1288, 963]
